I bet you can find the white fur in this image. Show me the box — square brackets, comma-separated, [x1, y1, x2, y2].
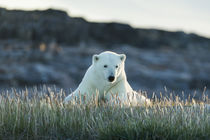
[64, 51, 150, 106]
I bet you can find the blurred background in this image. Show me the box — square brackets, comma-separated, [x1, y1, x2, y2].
[0, 0, 210, 99]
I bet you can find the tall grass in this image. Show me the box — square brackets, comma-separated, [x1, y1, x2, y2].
[0, 87, 209, 140]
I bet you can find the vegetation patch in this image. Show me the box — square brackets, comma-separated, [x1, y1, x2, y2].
[0, 88, 209, 140]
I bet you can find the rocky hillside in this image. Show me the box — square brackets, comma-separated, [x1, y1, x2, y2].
[0, 8, 210, 98]
[1, 7, 210, 49]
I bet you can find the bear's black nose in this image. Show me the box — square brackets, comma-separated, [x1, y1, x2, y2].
[108, 76, 115, 82]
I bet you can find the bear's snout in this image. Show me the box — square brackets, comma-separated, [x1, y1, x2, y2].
[108, 76, 115, 82]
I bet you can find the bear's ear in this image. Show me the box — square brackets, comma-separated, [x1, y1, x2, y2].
[119, 54, 126, 62]
[92, 54, 99, 63]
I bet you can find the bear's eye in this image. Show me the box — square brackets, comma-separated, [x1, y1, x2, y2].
[115, 65, 118, 68]
[104, 65, 108, 68]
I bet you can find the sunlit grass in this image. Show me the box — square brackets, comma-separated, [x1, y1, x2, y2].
[0, 87, 209, 140]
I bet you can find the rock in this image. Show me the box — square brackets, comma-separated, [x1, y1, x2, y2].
[0, 8, 210, 49]
[0, 8, 210, 99]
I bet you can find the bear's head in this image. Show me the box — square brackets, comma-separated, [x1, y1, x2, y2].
[92, 51, 126, 83]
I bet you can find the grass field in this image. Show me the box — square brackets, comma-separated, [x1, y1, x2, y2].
[0, 87, 209, 140]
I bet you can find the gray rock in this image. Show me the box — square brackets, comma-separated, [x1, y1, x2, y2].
[0, 8, 210, 49]
[0, 8, 210, 99]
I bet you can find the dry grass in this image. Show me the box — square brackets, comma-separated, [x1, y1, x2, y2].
[0, 87, 209, 140]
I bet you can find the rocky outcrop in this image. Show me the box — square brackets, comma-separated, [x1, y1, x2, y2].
[0, 8, 210, 48]
[0, 8, 210, 99]
[0, 40, 209, 99]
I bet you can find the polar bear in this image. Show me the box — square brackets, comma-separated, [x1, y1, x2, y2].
[64, 51, 150, 106]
